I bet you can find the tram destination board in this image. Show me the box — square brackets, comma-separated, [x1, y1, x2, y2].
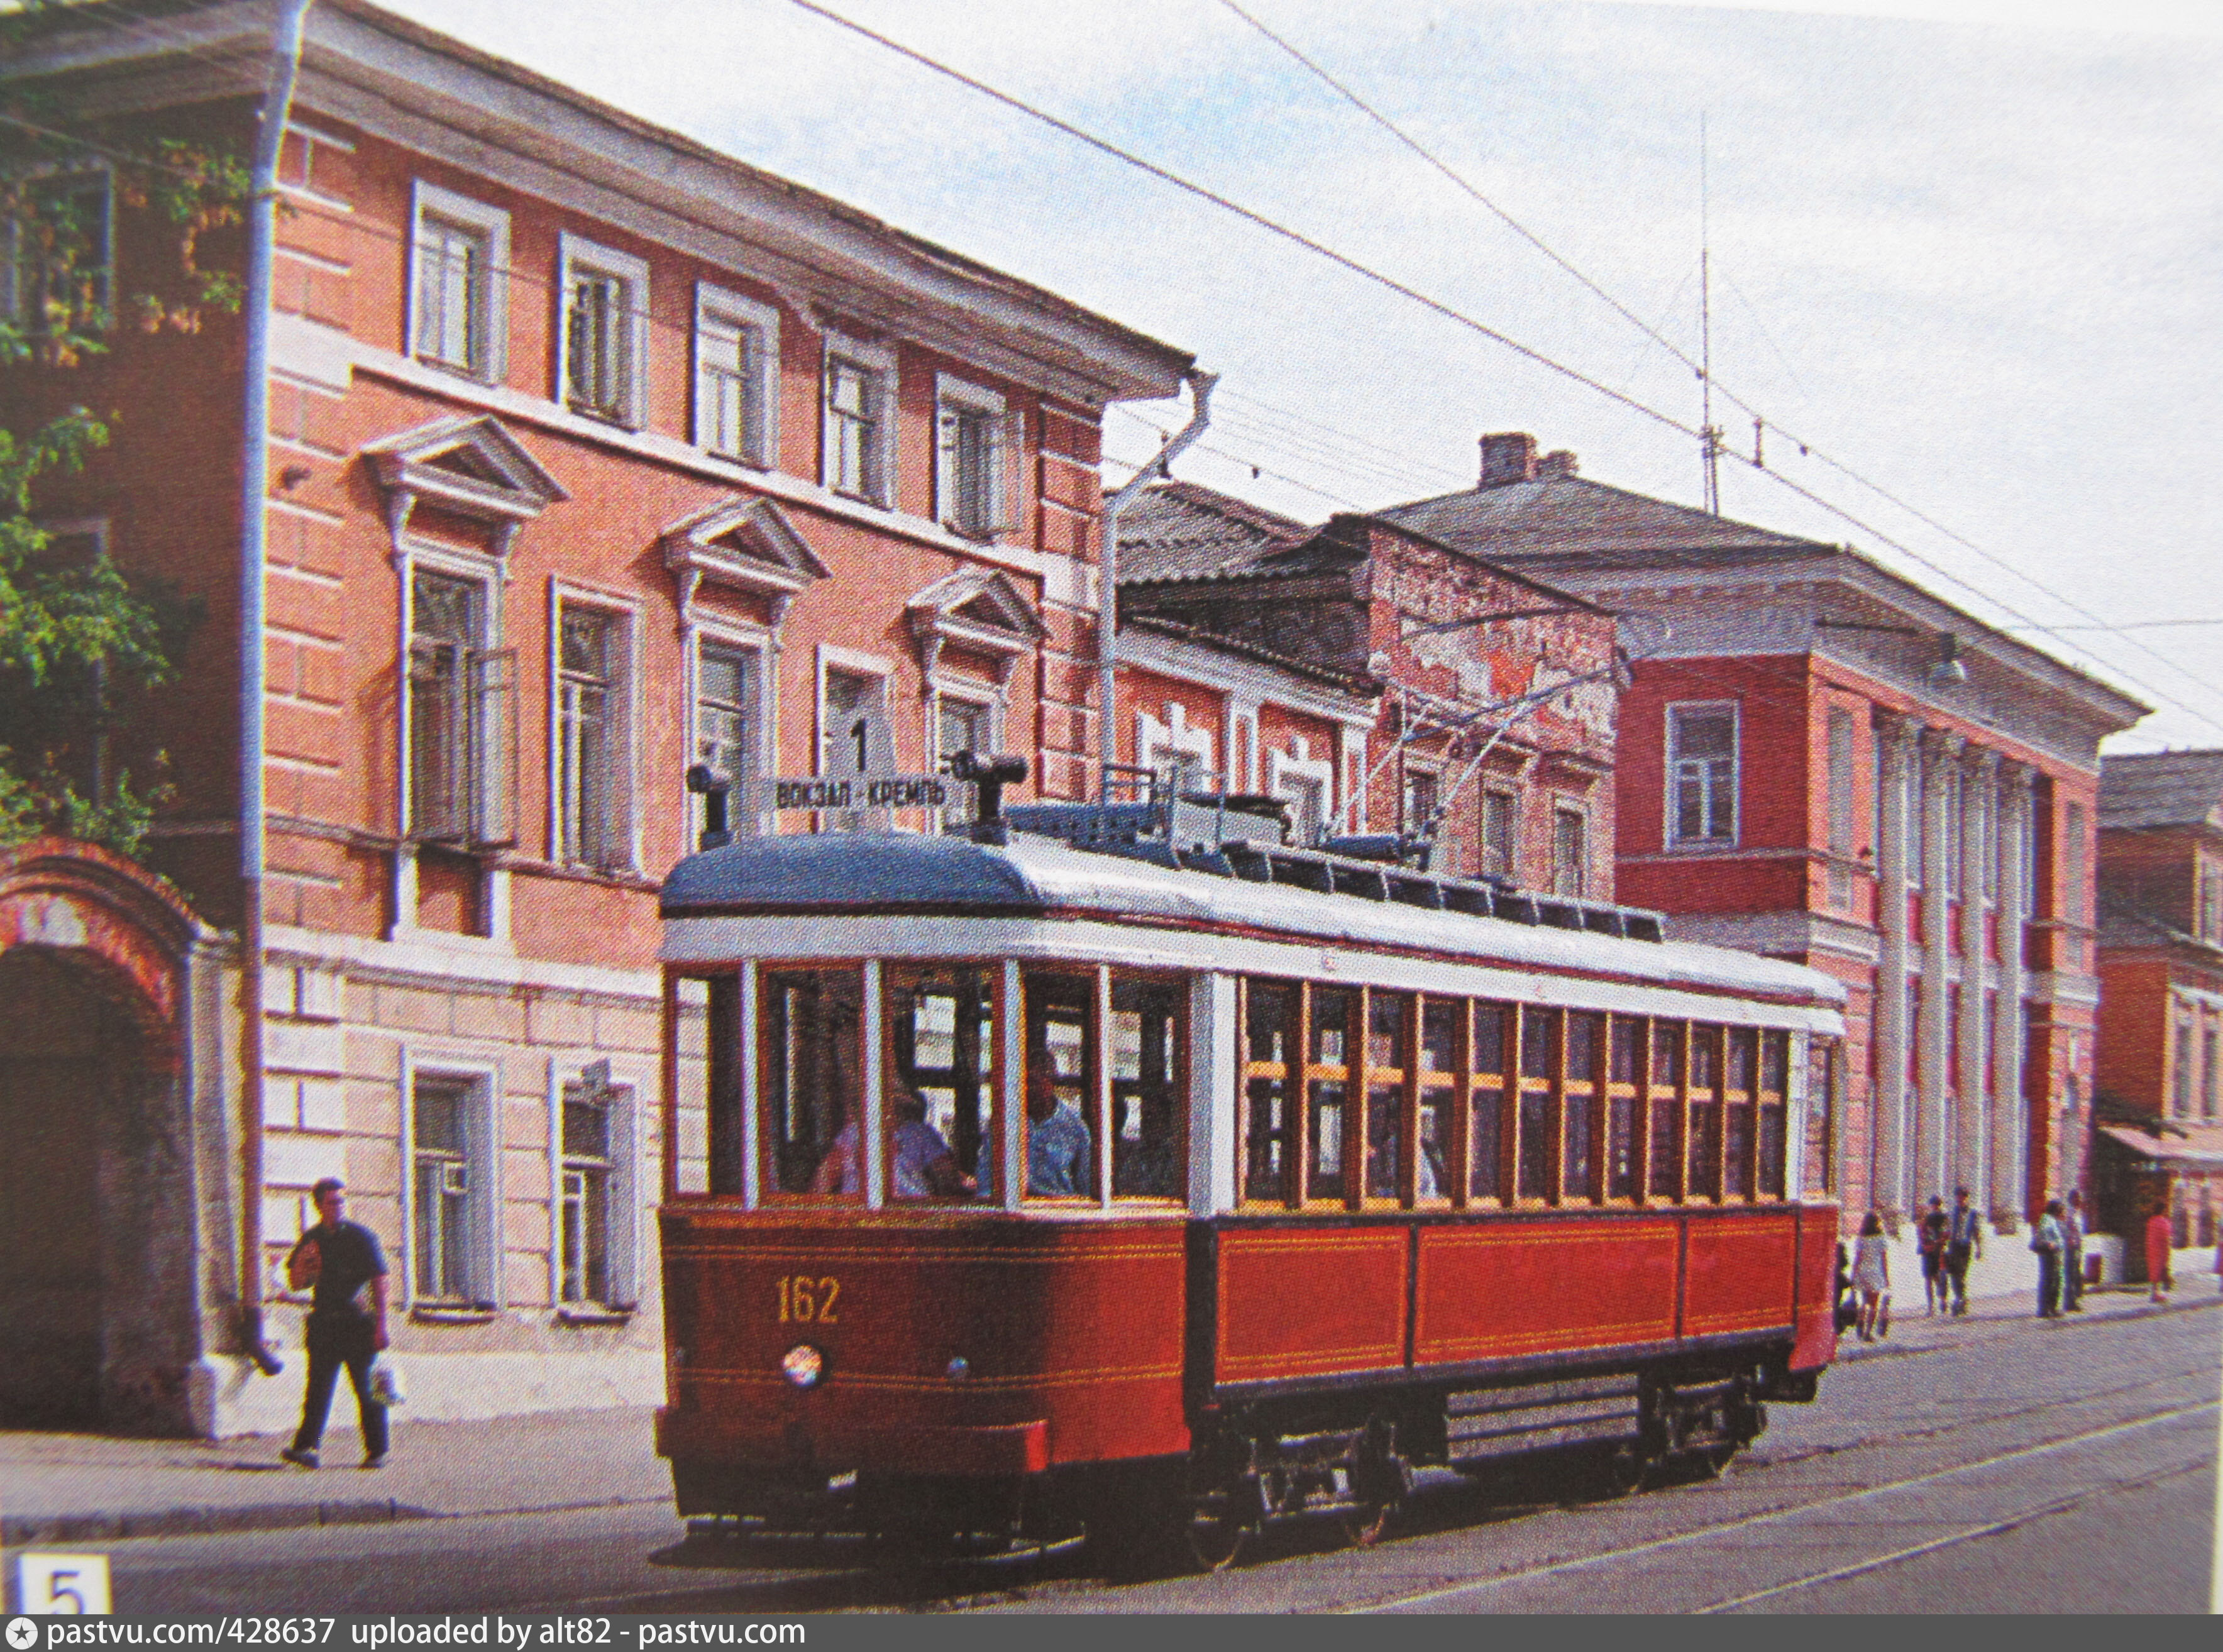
[751, 773, 972, 814]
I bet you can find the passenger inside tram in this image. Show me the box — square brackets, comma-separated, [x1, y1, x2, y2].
[1026, 1069, 1092, 1197]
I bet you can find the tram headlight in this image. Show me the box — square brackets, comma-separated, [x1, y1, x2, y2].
[781, 1343, 824, 1389]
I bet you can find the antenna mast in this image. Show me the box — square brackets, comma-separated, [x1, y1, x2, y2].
[1700, 111, 1720, 515]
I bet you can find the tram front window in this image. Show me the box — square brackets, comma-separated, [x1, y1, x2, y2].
[886, 965, 995, 1201]
[762, 967, 863, 1197]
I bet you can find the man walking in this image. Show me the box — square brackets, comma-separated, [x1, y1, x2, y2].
[1917, 1195, 1950, 1314]
[1945, 1186, 1982, 1316]
[280, 1177, 392, 1469]
[2061, 1190, 2087, 1313]
[2032, 1198, 2066, 1319]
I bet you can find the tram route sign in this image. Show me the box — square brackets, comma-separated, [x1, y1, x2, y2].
[751, 773, 973, 814]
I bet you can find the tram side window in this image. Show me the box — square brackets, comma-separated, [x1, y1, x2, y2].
[1112, 976, 1185, 1199]
[1649, 1021, 1684, 1200]
[1306, 986, 1355, 1201]
[688, 974, 738, 1198]
[1607, 1016, 1642, 1200]
[1516, 1006, 1557, 1201]
[1242, 980, 1296, 1203]
[1687, 1025, 1723, 1201]
[1364, 993, 1409, 1201]
[886, 965, 995, 1201]
[1723, 1027, 1757, 1199]
[1418, 999, 1460, 1203]
[1758, 1030, 1790, 1198]
[1024, 972, 1095, 1199]
[1563, 1011, 1601, 1202]
[1470, 1002, 1508, 1204]
[1804, 1038, 1838, 1197]
[761, 967, 863, 1197]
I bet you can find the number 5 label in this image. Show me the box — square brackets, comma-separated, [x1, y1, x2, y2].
[15, 1553, 111, 1615]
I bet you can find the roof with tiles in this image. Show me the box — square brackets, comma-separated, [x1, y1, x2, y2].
[1117, 482, 1313, 583]
[2100, 751, 2223, 834]
[1379, 474, 1826, 570]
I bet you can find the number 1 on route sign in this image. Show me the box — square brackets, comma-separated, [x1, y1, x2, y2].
[14, 1552, 112, 1614]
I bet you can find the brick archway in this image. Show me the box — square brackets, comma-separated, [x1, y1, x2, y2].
[0, 839, 214, 1433]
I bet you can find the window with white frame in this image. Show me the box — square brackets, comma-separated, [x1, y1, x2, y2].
[1668, 702, 1738, 846]
[693, 284, 778, 467]
[694, 637, 758, 832]
[935, 375, 1009, 537]
[823, 336, 894, 505]
[937, 695, 994, 827]
[1269, 742, 1333, 847]
[1481, 787, 1516, 878]
[1552, 804, 1587, 898]
[407, 567, 516, 847]
[558, 233, 648, 427]
[410, 1072, 492, 1306]
[823, 666, 890, 776]
[407, 182, 507, 383]
[1403, 768, 1440, 839]
[556, 603, 630, 869]
[1, 167, 112, 334]
[559, 1069, 621, 1308]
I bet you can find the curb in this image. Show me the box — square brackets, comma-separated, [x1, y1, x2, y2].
[1831, 1290, 2220, 1363]
[0, 1493, 671, 1549]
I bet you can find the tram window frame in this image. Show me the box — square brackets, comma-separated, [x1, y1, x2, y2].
[1514, 1005, 1560, 1204]
[1022, 970, 1098, 1203]
[1302, 984, 1357, 1205]
[757, 964, 866, 1201]
[1562, 1011, 1603, 1204]
[883, 962, 999, 1203]
[1239, 977, 1299, 1206]
[1648, 1020, 1685, 1202]
[1723, 1026, 1757, 1201]
[1110, 971, 1189, 1203]
[1362, 990, 1414, 1205]
[1470, 1001, 1511, 1206]
[663, 971, 737, 1201]
[1417, 996, 1462, 1207]
[1757, 1029, 1790, 1199]
[1686, 1023, 1724, 1203]
[1606, 1015, 1643, 1203]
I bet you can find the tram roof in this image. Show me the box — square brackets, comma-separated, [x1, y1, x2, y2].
[661, 830, 1846, 1009]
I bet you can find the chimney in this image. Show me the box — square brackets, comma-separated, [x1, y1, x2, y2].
[1538, 449, 1579, 480]
[1479, 431, 1538, 489]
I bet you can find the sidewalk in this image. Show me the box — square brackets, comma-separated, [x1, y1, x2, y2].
[0, 1406, 670, 1547]
[1832, 1278, 2223, 1363]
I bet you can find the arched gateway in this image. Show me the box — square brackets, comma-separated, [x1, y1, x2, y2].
[0, 839, 224, 1434]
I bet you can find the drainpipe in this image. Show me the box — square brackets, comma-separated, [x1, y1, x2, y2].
[1097, 369, 1216, 800]
[238, 0, 315, 1379]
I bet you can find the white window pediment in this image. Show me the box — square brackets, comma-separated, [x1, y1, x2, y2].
[661, 495, 829, 622]
[906, 568, 1044, 683]
[367, 414, 566, 551]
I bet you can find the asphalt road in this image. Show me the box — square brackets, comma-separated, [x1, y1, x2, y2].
[73, 1299, 2222, 1616]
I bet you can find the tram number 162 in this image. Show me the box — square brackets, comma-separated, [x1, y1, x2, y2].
[776, 1275, 841, 1324]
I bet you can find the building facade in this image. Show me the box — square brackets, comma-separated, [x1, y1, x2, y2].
[1382, 435, 2147, 1264]
[0, 0, 1189, 1433]
[1118, 482, 1620, 899]
[2093, 751, 2223, 1275]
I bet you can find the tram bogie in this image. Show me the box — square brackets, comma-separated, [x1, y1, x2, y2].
[654, 806, 1849, 1568]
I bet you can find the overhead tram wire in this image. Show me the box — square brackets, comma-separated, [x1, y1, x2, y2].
[781, 0, 1702, 444]
[1216, 1, 2223, 720]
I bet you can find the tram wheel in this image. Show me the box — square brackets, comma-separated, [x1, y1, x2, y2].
[1185, 1440, 1263, 1572]
[1341, 1420, 1411, 1548]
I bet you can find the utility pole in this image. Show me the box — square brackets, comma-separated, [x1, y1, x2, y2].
[1700, 112, 1721, 516]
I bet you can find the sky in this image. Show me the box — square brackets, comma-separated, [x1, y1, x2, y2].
[373, 0, 2223, 752]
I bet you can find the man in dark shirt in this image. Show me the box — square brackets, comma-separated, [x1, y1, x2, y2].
[281, 1177, 392, 1468]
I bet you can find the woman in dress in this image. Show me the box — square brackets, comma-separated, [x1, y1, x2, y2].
[1850, 1210, 1891, 1342]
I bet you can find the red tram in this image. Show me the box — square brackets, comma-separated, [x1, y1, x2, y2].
[653, 780, 1845, 1566]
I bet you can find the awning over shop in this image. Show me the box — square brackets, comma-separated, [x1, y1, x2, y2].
[2099, 1123, 2223, 1171]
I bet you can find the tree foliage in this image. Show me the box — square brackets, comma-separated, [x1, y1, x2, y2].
[0, 33, 245, 852]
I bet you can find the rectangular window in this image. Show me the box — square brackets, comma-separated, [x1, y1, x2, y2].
[1306, 986, 1355, 1202]
[407, 183, 507, 383]
[1403, 769, 1439, 840]
[1607, 1017, 1641, 1200]
[558, 1072, 617, 1307]
[1827, 707, 1856, 857]
[411, 1075, 483, 1304]
[824, 338, 894, 505]
[1648, 1021, 1683, 1199]
[557, 605, 626, 868]
[935, 375, 1009, 537]
[1723, 1027, 1757, 1199]
[1516, 1006, 1556, 1201]
[558, 234, 648, 427]
[1025, 972, 1096, 1200]
[762, 967, 864, 1197]
[2205, 1024, 2219, 1121]
[1364, 993, 1409, 1201]
[2175, 1012, 2195, 1118]
[1112, 977, 1185, 1201]
[1669, 703, 1738, 845]
[1481, 788, 1516, 878]
[1470, 1001, 1508, 1203]
[408, 570, 515, 847]
[1687, 1026, 1722, 1201]
[1242, 980, 1297, 1204]
[3, 168, 113, 334]
[694, 640, 756, 835]
[693, 285, 778, 466]
[937, 697, 993, 829]
[1805, 1038, 1837, 1197]
[1552, 805, 1587, 898]
[2200, 869, 2220, 943]
[888, 965, 996, 1201]
[1563, 1011, 1600, 1201]
[2064, 801, 2087, 965]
